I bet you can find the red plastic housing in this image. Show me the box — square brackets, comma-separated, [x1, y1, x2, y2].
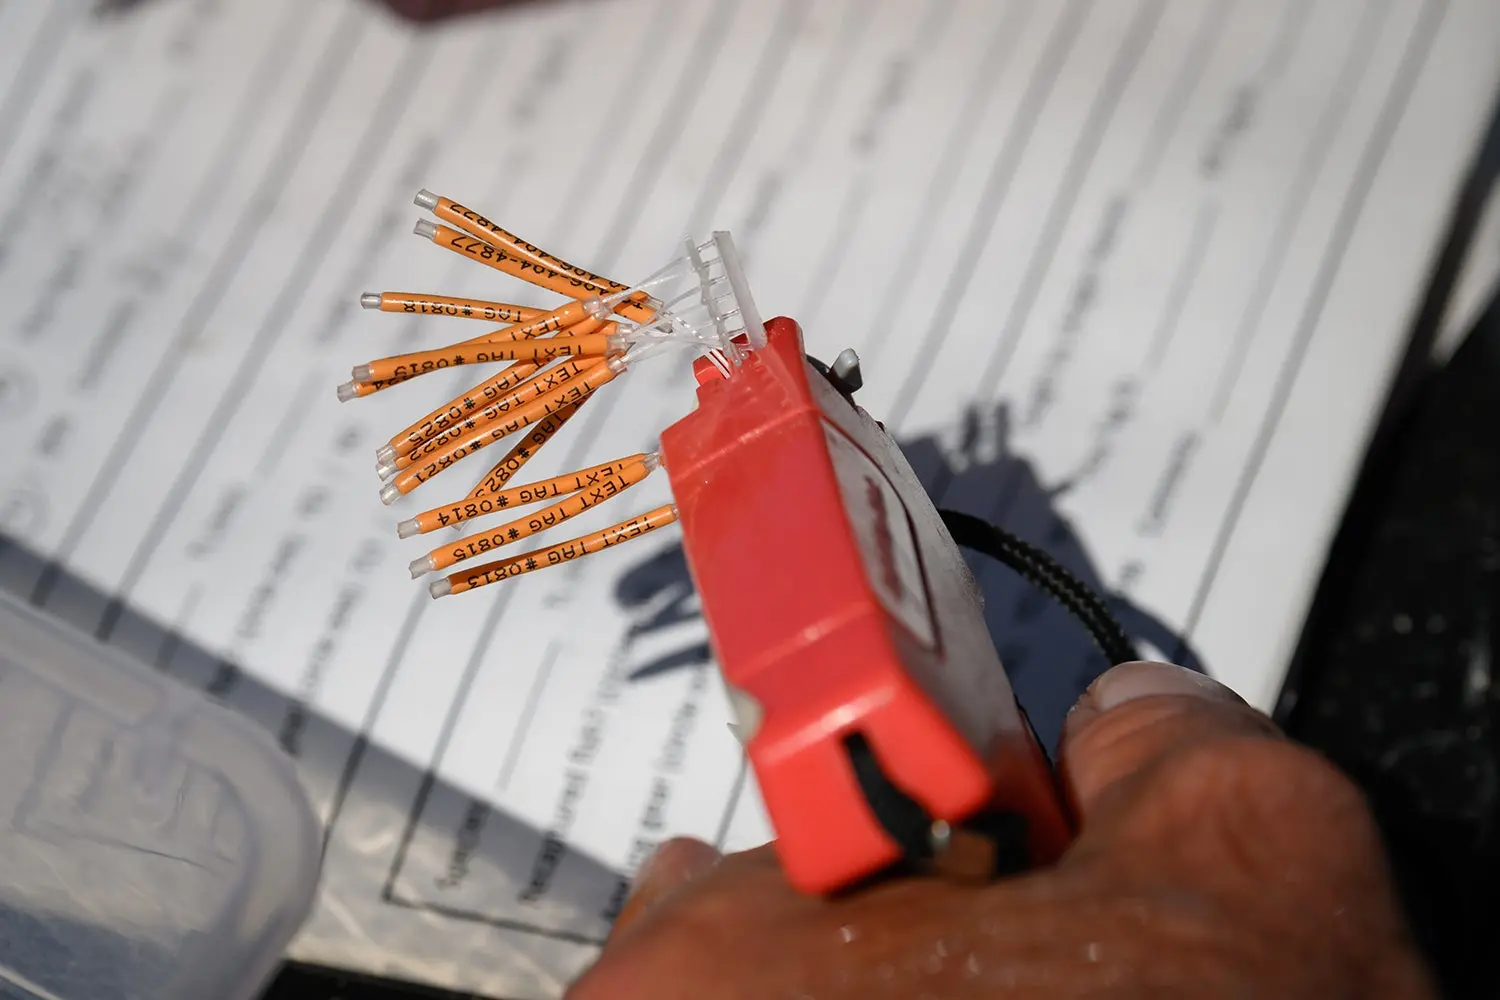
[659, 316, 1073, 894]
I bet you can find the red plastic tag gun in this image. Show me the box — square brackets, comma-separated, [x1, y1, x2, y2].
[660, 314, 1075, 893]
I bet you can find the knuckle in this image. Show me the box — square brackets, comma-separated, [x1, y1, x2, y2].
[1145, 738, 1394, 899]
[1163, 737, 1372, 834]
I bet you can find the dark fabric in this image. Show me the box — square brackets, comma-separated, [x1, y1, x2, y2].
[1281, 295, 1500, 1000]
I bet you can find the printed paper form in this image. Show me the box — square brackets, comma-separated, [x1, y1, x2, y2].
[0, 0, 1496, 995]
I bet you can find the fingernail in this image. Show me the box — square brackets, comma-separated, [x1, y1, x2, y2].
[634, 844, 664, 883]
[634, 837, 721, 888]
[1084, 660, 1244, 714]
[612, 837, 722, 941]
[633, 840, 672, 884]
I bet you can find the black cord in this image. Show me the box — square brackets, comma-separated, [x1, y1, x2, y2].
[938, 509, 1138, 668]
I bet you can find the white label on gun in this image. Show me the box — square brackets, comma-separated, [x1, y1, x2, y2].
[822, 419, 936, 650]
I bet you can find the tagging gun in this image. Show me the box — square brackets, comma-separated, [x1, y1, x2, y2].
[342, 192, 1115, 895]
[659, 314, 1074, 892]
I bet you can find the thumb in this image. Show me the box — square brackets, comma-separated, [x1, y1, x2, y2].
[1058, 659, 1281, 821]
[1053, 661, 1437, 999]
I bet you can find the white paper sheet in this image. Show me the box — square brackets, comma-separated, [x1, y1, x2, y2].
[0, 1, 1496, 996]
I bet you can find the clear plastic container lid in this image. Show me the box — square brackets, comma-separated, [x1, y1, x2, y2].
[0, 587, 320, 1000]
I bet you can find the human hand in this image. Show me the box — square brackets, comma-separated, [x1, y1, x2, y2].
[567, 661, 1437, 999]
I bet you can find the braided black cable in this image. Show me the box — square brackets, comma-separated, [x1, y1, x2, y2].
[938, 509, 1138, 668]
